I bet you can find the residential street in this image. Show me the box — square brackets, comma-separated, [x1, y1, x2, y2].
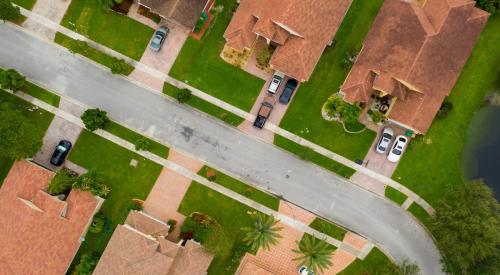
[0, 24, 443, 274]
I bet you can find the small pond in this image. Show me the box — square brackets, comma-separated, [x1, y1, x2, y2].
[462, 106, 500, 200]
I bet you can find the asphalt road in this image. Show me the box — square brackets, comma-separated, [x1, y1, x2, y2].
[0, 24, 443, 274]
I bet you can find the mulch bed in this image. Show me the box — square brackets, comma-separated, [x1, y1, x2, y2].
[111, 0, 133, 15]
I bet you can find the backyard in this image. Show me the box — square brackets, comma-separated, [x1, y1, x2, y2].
[277, 0, 383, 161]
[67, 130, 162, 269]
[392, 14, 500, 205]
[168, 0, 264, 111]
[60, 0, 154, 60]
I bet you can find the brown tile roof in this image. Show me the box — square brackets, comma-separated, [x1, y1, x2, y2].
[139, 0, 209, 29]
[342, 0, 489, 133]
[223, 0, 352, 82]
[94, 211, 213, 275]
[0, 160, 99, 275]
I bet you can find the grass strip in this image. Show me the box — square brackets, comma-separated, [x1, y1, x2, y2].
[309, 217, 347, 240]
[384, 186, 408, 205]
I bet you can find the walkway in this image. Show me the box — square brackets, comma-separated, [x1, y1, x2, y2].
[14, 6, 434, 214]
[22, 0, 71, 40]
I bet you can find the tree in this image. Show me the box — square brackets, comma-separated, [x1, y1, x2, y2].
[72, 171, 110, 197]
[80, 108, 110, 131]
[72, 252, 99, 275]
[398, 260, 420, 275]
[134, 138, 150, 151]
[476, 0, 500, 14]
[175, 88, 192, 103]
[48, 168, 78, 195]
[431, 180, 500, 274]
[110, 58, 130, 75]
[0, 69, 26, 92]
[0, 103, 43, 159]
[241, 211, 282, 251]
[292, 234, 335, 273]
[0, 0, 21, 22]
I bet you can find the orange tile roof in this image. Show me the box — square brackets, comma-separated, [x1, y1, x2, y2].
[223, 0, 352, 82]
[0, 160, 99, 275]
[342, 0, 489, 133]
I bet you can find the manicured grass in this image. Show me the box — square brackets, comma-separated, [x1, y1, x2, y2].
[68, 131, 162, 266]
[338, 247, 397, 275]
[60, 0, 154, 60]
[278, 0, 383, 161]
[198, 166, 279, 210]
[54, 32, 134, 75]
[384, 186, 408, 206]
[24, 82, 60, 107]
[408, 202, 433, 230]
[178, 182, 256, 275]
[274, 135, 355, 178]
[169, 0, 264, 111]
[163, 83, 244, 126]
[11, 0, 36, 10]
[9, 15, 28, 25]
[104, 121, 169, 158]
[309, 217, 347, 240]
[0, 158, 15, 187]
[392, 14, 500, 205]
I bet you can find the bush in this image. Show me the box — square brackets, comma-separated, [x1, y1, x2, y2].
[368, 110, 386, 124]
[167, 219, 177, 233]
[256, 45, 275, 67]
[340, 51, 357, 71]
[81, 108, 110, 131]
[0, 69, 26, 92]
[476, 0, 499, 13]
[206, 169, 217, 181]
[0, 0, 21, 22]
[180, 213, 216, 242]
[72, 171, 110, 197]
[175, 88, 192, 103]
[134, 138, 151, 151]
[324, 95, 361, 124]
[437, 99, 453, 119]
[89, 212, 106, 234]
[110, 58, 130, 75]
[225, 241, 250, 271]
[72, 252, 99, 275]
[48, 168, 78, 195]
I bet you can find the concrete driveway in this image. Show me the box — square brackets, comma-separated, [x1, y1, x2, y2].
[22, 0, 72, 40]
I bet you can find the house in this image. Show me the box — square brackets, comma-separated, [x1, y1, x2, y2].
[223, 0, 352, 82]
[0, 160, 101, 275]
[341, 0, 489, 134]
[93, 210, 213, 275]
[138, 0, 211, 30]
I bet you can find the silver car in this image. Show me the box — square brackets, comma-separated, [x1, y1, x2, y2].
[376, 127, 394, 154]
[150, 26, 169, 52]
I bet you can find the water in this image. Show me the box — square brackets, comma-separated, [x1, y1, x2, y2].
[462, 106, 500, 200]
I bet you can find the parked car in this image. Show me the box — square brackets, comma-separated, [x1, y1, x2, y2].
[387, 135, 408, 162]
[299, 266, 314, 275]
[149, 26, 169, 52]
[279, 78, 298, 104]
[268, 72, 284, 94]
[253, 97, 275, 129]
[376, 127, 394, 154]
[50, 140, 72, 166]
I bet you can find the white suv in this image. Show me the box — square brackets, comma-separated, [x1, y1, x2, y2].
[268, 72, 285, 94]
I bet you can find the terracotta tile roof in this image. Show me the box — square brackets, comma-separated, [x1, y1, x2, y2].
[224, 0, 352, 82]
[94, 211, 213, 275]
[138, 0, 208, 29]
[0, 160, 99, 275]
[342, 0, 489, 133]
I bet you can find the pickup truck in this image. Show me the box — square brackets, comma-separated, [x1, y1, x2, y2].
[253, 97, 275, 129]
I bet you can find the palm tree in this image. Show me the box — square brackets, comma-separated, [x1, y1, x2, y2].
[293, 234, 335, 274]
[241, 211, 282, 251]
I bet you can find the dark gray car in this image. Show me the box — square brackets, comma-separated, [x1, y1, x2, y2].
[150, 26, 169, 52]
[279, 79, 298, 104]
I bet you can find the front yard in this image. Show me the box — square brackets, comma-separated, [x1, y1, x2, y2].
[392, 14, 500, 205]
[338, 247, 397, 274]
[277, 0, 382, 161]
[60, 0, 154, 60]
[168, 0, 264, 111]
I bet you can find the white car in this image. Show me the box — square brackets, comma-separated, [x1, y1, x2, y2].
[387, 135, 408, 162]
[299, 266, 314, 275]
[268, 72, 284, 94]
[376, 127, 394, 154]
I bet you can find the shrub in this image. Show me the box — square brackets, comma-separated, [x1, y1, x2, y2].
[225, 241, 250, 271]
[437, 99, 453, 119]
[206, 169, 216, 181]
[134, 138, 151, 151]
[0, 69, 26, 92]
[180, 213, 216, 242]
[340, 51, 357, 71]
[324, 95, 361, 124]
[476, 0, 499, 13]
[256, 45, 275, 67]
[81, 108, 110, 131]
[175, 88, 192, 103]
[72, 252, 99, 275]
[89, 212, 106, 234]
[0, 0, 21, 22]
[167, 219, 177, 233]
[48, 168, 78, 195]
[110, 58, 130, 75]
[72, 171, 110, 197]
[368, 110, 386, 124]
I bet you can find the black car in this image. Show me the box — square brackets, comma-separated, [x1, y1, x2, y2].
[279, 79, 298, 104]
[253, 102, 274, 129]
[50, 140, 72, 166]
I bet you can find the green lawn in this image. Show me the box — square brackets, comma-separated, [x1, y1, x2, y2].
[60, 0, 154, 60]
[68, 131, 162, 267]
[178, 182, 256, 274]
[309, 217, 347, 240]
[384, 186, 408, 206]
[274, 135, 355, 178]
[0, 158, 15, 187]
[392, 14, 500, 205]
[168, 0, 264, 111]
[338, 247, 397, 275]
[408, 202, 433, 230]
[24, 81, 60, 107]
[11, 0, 36, 10]
[277, 0, 383, 161]
[104, 121, 169, 158]
[163, 83, 244, 126]
[198, 166, 279, 210]
[55, 32, 134, 75]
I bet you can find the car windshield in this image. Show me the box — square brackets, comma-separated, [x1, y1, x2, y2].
[378, 145, 386, 151]
[393, 149, 402, 155]
[383, 133, 392, 139]
[57, 145, 67, 152]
